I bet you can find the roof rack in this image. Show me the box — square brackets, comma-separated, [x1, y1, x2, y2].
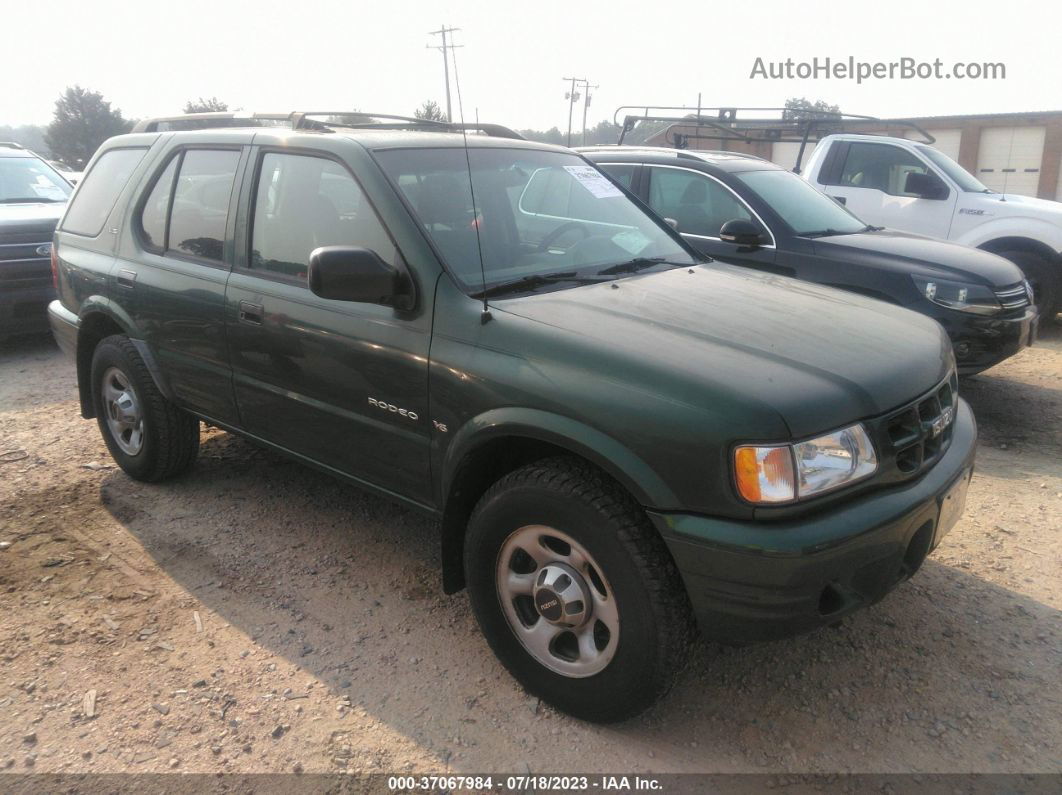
[613, 106, 935, 172]
[131, 111, 525, 140]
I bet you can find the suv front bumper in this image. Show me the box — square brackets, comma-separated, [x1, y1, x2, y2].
[649, 398, 977, 643]
[0, 285, 55, 337]
[939, 307, 1037, 375]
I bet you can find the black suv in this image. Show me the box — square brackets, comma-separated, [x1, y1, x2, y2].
[49, 112, 975, 721]
[1, 142, 73, 337]
[580, 146, 1038, 375]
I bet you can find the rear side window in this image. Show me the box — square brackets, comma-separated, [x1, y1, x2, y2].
[61, 148, 147, 236]
[167, 150, 240, 261]
[138, 156, 178, 250]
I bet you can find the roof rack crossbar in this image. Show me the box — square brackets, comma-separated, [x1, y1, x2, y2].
[613, 106, 935, 169]
[131, 111, 525, 140]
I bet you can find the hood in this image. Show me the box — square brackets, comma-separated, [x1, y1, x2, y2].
[495, 264, 954, 439]
[814, 229, 1024, 286]
[0, 201, 65, 237]
[962, 191, 1062, 221]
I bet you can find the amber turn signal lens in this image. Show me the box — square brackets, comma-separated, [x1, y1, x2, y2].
[734, 445, 795, 504]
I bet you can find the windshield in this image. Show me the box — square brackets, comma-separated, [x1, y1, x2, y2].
[735, 168, 866, 236]
[915, 145, 989, 192]
[0, 156, 73, 203]
[375, 147, 694, 293]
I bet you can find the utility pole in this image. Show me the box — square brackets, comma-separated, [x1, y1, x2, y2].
[562, 76, 586, 147]
[427, 25, 462, 122]
[580, 80, 598, 146]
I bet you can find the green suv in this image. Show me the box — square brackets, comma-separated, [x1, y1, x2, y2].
[48, 112, 976, 722]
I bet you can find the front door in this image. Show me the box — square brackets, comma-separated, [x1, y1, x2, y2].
[225, 149, 433, 505]
[642, 165, 781, 272]
[820, 141, 956, 238]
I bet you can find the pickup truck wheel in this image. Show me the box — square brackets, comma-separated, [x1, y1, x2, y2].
[999, 250, 1060, 320]
[90, 335, 200, 482]
[464, 457, 694, 722]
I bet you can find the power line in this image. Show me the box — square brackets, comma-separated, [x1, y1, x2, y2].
[562, 76, 587, 147]
[427, 25, 462, 122]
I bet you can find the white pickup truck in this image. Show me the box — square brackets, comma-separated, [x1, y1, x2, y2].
[800, 134, 1062, 317]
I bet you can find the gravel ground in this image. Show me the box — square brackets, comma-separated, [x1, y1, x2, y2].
[0, 326, 1059, 776]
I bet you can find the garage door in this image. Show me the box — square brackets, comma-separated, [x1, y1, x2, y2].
[905, 128, 962, 162]
[976, 126, 1046, 196]
[771, 141, 817, 171]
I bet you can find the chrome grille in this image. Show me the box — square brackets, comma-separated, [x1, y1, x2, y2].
[0, 239, 52, 288]
[994, 282, 1030, 311]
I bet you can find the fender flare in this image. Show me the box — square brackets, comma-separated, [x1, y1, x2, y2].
[440, 407, 678, 511]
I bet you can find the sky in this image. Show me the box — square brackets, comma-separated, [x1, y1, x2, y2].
[4, 0, 1060, 132]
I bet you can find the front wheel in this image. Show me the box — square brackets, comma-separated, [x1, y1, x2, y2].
[464, 457, 695, 722]
[999, 249, 1060, 321]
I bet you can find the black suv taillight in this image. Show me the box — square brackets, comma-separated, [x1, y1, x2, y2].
[50, 244, 59, 289]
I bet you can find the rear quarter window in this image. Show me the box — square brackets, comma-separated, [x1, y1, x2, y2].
[61, 148, 147, 236]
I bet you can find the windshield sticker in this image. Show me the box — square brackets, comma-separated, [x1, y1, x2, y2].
[610, 229, 652, 255]
[563, 165, 624, 199]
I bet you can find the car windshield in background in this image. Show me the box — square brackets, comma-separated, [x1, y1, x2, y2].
[735, 169, 866, 237]
[0, 157, 72, 203]
[374, 147, 694, 293]
[916, 145, 990, 193]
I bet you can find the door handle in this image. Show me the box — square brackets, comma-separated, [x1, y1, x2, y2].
[116, 269, 137, 288]
[829, 195, 847, 205]
[238, 300, 264, 325]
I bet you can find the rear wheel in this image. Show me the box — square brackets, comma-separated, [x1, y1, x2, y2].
[90, 335, 200, 481]
[998, 249, 1060, 321]
[464, 457, 694, 722]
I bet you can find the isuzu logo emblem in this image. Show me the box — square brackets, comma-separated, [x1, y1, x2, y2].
[931, 405, 954, 438]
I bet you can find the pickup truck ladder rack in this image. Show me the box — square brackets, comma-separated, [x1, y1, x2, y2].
[132, 111, 525, 140]
[612, 106, 934, 173]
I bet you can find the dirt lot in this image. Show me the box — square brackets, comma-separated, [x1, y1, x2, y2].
[0, 327, 1059, 777]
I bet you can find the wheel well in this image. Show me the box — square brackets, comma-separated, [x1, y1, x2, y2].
[76, 313, 125, 418]
[978, 237, 1059, 263]
[439, 437, 615, 594]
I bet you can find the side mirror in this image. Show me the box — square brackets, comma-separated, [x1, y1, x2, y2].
[904, 171, 949, 200]
[719, 218, 765, 248]
[308, 246, 412, 309]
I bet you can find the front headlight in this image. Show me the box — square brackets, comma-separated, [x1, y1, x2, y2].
[734, 423, 878, 505]
[912, 276, 1001, 315]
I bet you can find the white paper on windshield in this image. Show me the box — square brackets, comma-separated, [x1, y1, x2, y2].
[611, 229, 652, 255]
[564, 165, 623, 199]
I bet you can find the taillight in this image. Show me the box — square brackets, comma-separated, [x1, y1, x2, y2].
[50, 244, 59, 289]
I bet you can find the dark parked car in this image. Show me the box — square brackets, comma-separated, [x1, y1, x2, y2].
[1, 142, 73, 337]
[50, 112, 975, 721]
[579, 146, 1038, 374]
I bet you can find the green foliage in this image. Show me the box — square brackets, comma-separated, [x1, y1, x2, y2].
[783, 97, 841, 120]
[0, 124, 49, 157]
[183, 97, 229, 113]
[44, 86, 131, 168]
[414, 100, 445, 121]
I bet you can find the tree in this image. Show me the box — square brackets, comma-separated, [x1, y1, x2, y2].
[44, 86, 131, 168]
[183, 97, 229, 113]
[783, 97, 841, 121]
[414, 100, 445, 121]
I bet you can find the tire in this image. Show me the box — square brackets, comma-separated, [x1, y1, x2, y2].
[90, 335, 200, 482]
[464, 457, 695, 722]
[999, 249, 1060, 321]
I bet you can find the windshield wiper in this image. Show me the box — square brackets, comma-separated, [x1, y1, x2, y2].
[472, 272, 607, 299]
[0, 197, 64, 204]
[597, 257, 673, 276]
[862, 224, 885, 232]
[801, 228, 848, 239]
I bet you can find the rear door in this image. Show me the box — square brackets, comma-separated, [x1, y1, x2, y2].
[641, 165, 779, 270]
[818, 141, 956, 238]
[116, 135, 252, 424]
[224, 146, 433, 504]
